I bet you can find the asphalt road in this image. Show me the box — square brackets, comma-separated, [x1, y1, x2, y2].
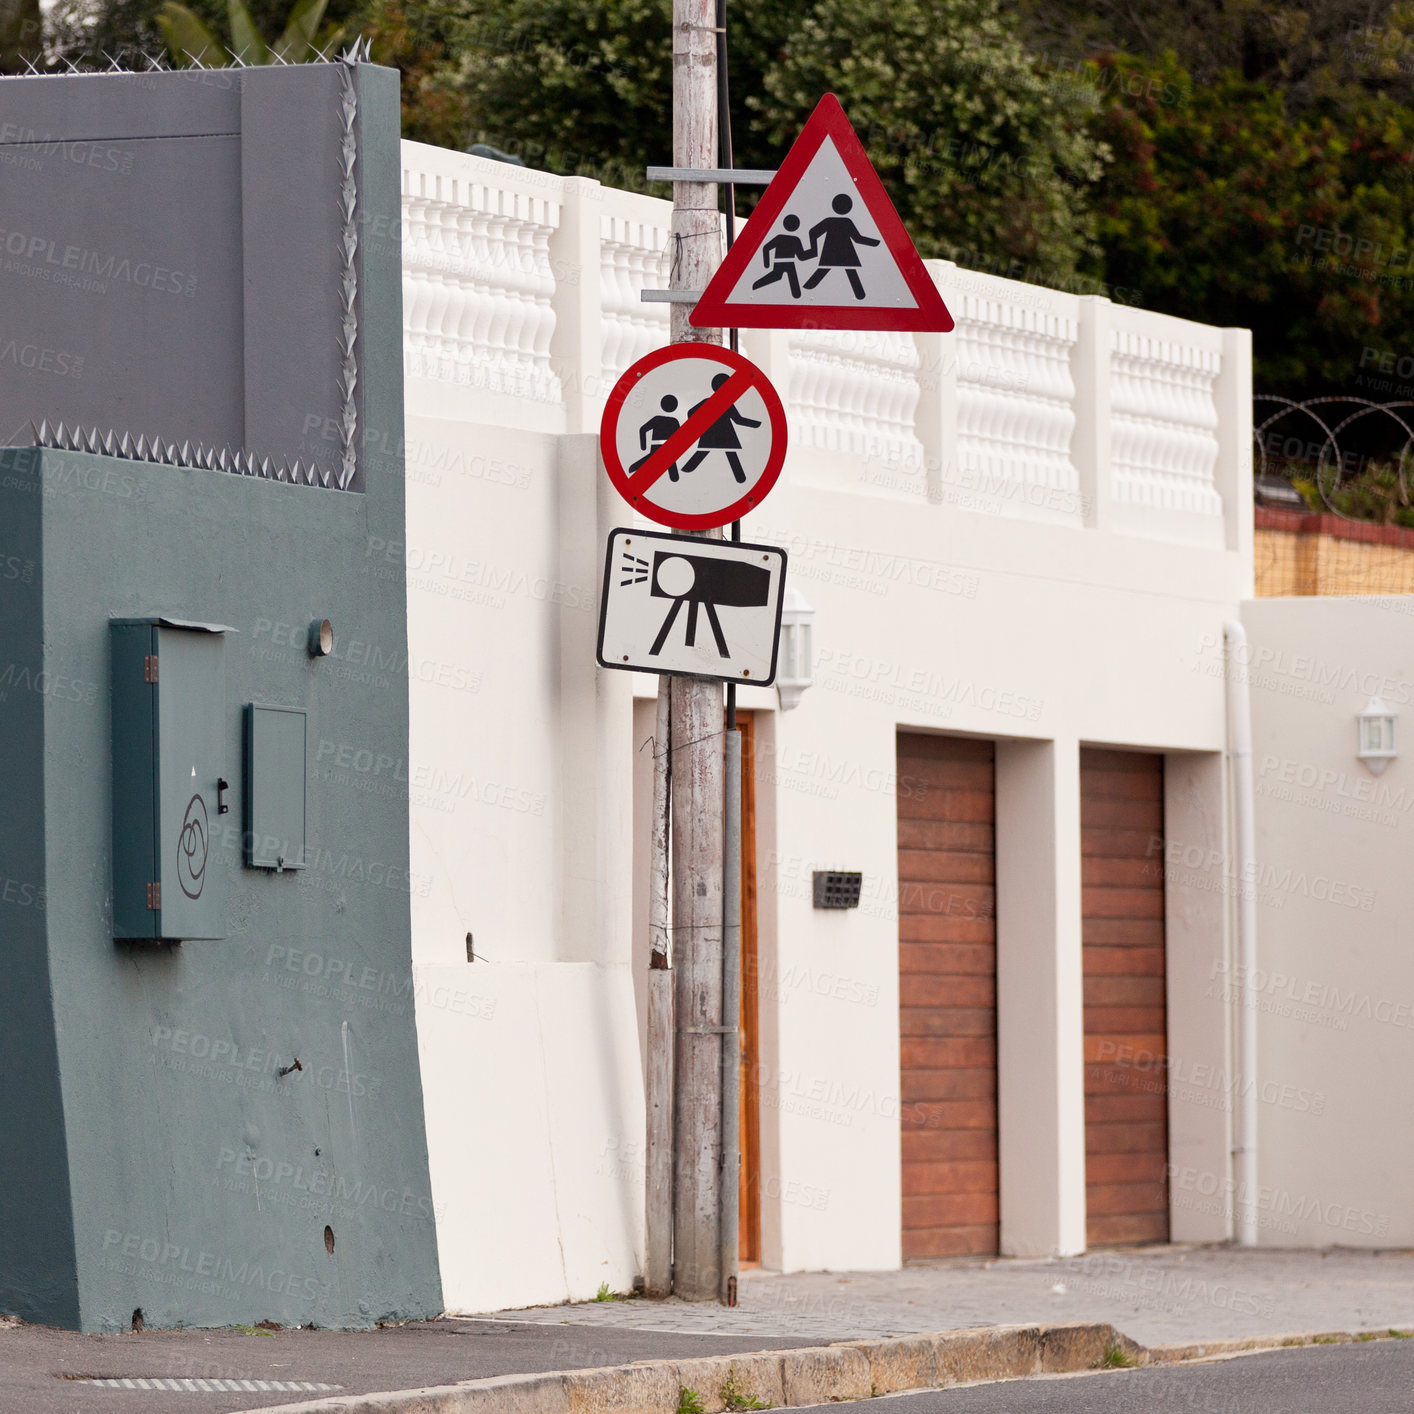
[815, 1340, 1414, 1413]
[0, 1317, 833, 1414]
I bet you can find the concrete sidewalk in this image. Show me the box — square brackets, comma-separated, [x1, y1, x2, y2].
[4, 1247, 1412, 1414]
[0, 1318, 831, 1414]
[484, 1245, 1414, 1347]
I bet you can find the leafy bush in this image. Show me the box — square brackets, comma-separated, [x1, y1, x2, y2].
[1290, 460, 1414, 526]
[1087, 49, 1414, 395]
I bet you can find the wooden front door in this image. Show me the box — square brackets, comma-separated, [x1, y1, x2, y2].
[897, 733, 999, 1258]
[1081, 748, 1170, 1247]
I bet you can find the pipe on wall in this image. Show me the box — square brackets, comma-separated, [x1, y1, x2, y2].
[645, 684, 674, 1296]
[1223, 619, 1259, 1246]
[719, 727, 742, 1305]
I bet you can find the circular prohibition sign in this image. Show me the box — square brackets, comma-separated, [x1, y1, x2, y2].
[600, 343, 788, 530]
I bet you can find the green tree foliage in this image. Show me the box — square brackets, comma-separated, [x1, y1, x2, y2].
[361, 1, 474, 149]
[445, 0, 1106, 280]
[454, 0, 673, 191]
[1087, 50, 1414, 394]
[47, 0, 360, 65]
[439, 0, 804, 188]
[753, 0, 1106, 273]
[46, 0, 164, 64]
[0, 0, 43, 73]
[1015, 0, 1414, 102]
[155, 0, 335, 64]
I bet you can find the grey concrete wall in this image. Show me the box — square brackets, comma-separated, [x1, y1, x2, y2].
[0, 62, 440, 1331]
[0, 65, 357, 485]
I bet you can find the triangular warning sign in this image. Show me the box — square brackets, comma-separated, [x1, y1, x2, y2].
[691, 93, 954, 333]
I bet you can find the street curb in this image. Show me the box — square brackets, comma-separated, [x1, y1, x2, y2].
[249, 1322, 1408, 1414]
[249, 1322, 1122, 1413]
[1144, 1328, 1410, 1364]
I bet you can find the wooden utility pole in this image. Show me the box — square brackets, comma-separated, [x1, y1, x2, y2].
[714, 0, 741, 1309]
[668, 0, 725, 1303]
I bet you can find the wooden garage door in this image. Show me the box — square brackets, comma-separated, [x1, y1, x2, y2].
[1081, 748, 1169, 1247]
[898, 733, 998, 1258]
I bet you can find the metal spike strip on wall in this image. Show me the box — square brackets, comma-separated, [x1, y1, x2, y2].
[29, 421, 343, 490]
[336, 58, 361, 490]
[6, 39, 373, 79]
[12, 48, 367, 491]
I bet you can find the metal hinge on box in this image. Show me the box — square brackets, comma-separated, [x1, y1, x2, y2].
[146, 881, 161, 910]
[143, 655, 159, 683]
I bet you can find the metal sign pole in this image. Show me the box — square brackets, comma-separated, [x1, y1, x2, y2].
[644, 686, 674, 1298]
[719, 722, 741, 1306]
[668, 0, 726, 1304]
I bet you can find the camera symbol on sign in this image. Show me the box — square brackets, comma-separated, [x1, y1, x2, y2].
[621, 549, 771, 658]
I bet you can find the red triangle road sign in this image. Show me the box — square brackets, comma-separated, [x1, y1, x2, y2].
[691, 93, 954, 333]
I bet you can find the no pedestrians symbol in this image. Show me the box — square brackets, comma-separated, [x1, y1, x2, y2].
[691, 92, 954, 333]
[600, 344, 788, 530]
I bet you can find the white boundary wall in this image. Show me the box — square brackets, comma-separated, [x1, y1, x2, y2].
[396, 143, 1254, 1310]
[1233, 597, 1414, 1248]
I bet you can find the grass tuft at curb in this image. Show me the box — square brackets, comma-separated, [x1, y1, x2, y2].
[248, 1322, 1412, 1414]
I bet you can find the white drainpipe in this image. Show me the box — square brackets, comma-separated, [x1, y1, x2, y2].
[1223, 619, 1259, 1246]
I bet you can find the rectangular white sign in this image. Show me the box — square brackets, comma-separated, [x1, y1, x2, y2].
[596, 527, 787, 686]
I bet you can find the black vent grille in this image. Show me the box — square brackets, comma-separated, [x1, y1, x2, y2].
[812, 871, 862, 909]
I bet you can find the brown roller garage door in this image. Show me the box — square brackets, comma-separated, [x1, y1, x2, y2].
[1081, 748, 1169, 1247]
[897, 733, 998, 1259]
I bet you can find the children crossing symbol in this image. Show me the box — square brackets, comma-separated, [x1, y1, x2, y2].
[600, 345, 787, 530]
[753, 197, 882, 302]
[691, 93, 955, 333]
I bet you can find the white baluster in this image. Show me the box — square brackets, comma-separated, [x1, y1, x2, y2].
[398, 154, 565, 410]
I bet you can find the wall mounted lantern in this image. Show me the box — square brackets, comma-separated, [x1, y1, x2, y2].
[1357, 695, 1398, 775]
[776, 587, 815, 711]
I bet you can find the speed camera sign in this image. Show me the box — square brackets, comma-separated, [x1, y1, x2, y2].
[595, 527, 787, 685]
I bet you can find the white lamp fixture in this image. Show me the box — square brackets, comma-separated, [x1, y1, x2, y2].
[776, 587, 815, 711]
[1357, 695, 1398, 775]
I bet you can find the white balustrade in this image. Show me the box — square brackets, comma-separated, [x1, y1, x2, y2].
[786, 329, 923, 474]
[950, 276, 1083, 524]
[400, 144, 563, 407]
[598, 201, 672, 389]
[1110, 320, 1223, 522]
[396, 141, 1243, 548]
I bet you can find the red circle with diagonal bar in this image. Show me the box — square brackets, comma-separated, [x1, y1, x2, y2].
[600, 344, 788, 530]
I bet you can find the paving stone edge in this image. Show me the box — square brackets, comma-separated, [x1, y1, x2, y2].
[247, 1323, 1405, 1414]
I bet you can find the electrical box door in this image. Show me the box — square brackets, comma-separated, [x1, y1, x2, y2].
[111, 618, 230, 940]
[244, 704, 308, 870]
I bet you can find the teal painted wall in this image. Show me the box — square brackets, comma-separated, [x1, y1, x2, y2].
[0, 459, 80, 1328]
[0, 63, 443, 1332]
[0, 437, 442, 1331]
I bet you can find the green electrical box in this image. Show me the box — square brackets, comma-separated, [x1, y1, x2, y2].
[111, 618, 231, 941]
